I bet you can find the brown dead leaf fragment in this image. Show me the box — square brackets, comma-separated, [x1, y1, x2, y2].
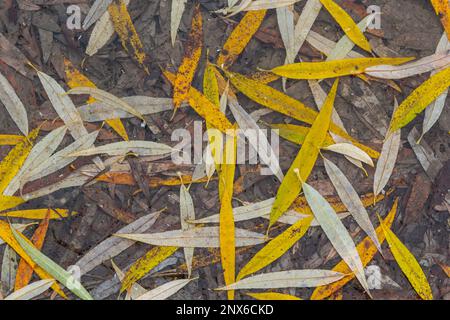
[217, 10, 267, 69]
[108, 0, 149, 74]
[173, 4, 203, 112]
[14, 210, 50, 291]
[96, 172, 212, 187]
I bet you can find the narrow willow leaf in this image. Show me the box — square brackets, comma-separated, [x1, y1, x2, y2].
[171, 0, 187, 46]
[0, 209, 75, 220]
[173, 4, 202, 111]
[68, 141, 173, 157]
[164, 70, 234, 134]
[247, 292, 301, 300]
[4, 279, 54, 300]
[271, 123, 335, 147]
[0, 195, 25, 212]
[115, 227, 266, 248]
[430, 0, 450, 41]
[422, 34, 450, 137]
[302, 181, 370, 295]
[237, 217, 313, 281]
[224, 71, 380, 159]
[319, 0, 371, 52]
[0, 224, 36, 246]
[306, 30, 364, 59]
[14, 212, 50, 291]
[180, 182, 195, 278]
[323, 157, 381, 252]
[75, 210, 161, 275]
[11, 227, 93, 300]
[217, 10, 267, 69]
[110, 260, 146, 299]
[108, 0, 149, 73]
[83, 0, 112, 30]
[374, 101, 401, 197]
[323, 143, 374, 167]
[136, 278, 194, 300]
[1, 245, 18, 295]
[226, 0, 301, 15]
[0, 71, 28, 135]
[67, 87, 144, 121]
[228, 97, 283, 181]
[379, 216, 433, 300]
[64, 58, 128, 141]
[0, 127, 39, 194]
[219, 270, 344, 290]
[365, 53, 450, 79]
[218, 131, 237, 300]
[389, 66, 450, 133]
[86, 0, 130, 56]
[269, 79, 338, 228]
[270, 57, 414, 80]
[78, 96, 175, 122]
[277, 5, 296, 65]
[0, 135, 25, 146]
[310, 199, 398, 300]
[0, 221, 66, 299]
[4, 126, 67, 196]
[35, 69, 104, 170]
[121, 246, 178, 292]
[25, 130, 99, 183]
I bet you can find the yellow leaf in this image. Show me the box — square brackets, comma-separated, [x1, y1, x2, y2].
[0, 208, 76, 220]
[269, 79, 338, 228]
[311, 198, 398, 300]
[0, 135, 25, 146]
[219, 131, 237, 300]
[237, 216, 313, 281]
[217, 10, 267, 69]
[163, 70, 234, 134]
[430, 0, 450, 41]
[63, 58, 129, 141]
[247, 292, 301, 300]
[223, 71, 379, 159]
[0, 195, 25, 212]
[319, 0, 371, 52]
[0, 221, 66, 299]
[270, 123, 335, 147]
[120, 246, 178, 292]
[173, 4, 203, 111]
[0, 127, 39, 194]
[108, 0, 149, 73]
[379, 214, 433, 300]
[389, 66, 450, 133]
[270, 57, 415, 80]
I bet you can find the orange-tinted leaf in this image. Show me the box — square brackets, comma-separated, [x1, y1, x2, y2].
[96, 172, 212, 187]
[430, 0, 450, 40]
[14, 210, 50, 290]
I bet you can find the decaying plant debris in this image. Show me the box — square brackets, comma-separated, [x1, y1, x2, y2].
[0, 0, 449, 301]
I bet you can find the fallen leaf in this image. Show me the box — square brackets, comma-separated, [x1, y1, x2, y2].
[0, 135, 25, 146]
[217, 10, 267, 69]
[179, 180, 195, 278]
[269, 79, 338, 228]
[323, 143, 374, 166]
[430, 0, 450, 41]
[0, 209, 75, 220]
[136, 278, 194, 300]
[173, 4, 202, 112]
[68, 140, 173, 157]
[170, 0, 187, 46]
[246, 291, 301, 300]
[302, 181, 370, 296]
[389, 66, 450, 133]
[218, 269, 344, 290]
[4, 279, 54, 300]
[0, 195, 25, 212]
[379, 215, 433, 300]
[270, 57, 414, 79]
[319, 0, 371, 52]
[1, 245, 18, 296]
[0, 71, 29, 135]
[83, 0, 112, 30]
[110, 260, 146, 300]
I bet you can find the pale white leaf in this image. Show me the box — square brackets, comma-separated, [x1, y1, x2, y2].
[4, 279, 55, 300]
[68, 140, 173, 157]
[306, 30, 363, 59]
[323, 143, 374, 167]
[180, 182, 195, 277]
[302, 181, 370, 295]
[1, 245, 18, 296]
[277, 5, 296, 65]
[323, 157, 381, 252]
[83, 0, 112, 30]
[136, 278, 194, 300]
[216, 269, 345, 290]
[114, 227, 267, 248]
[171, 0, 187, 47]
[110, 260, 146, 299]
[0, 71, 28, 135]
[75, 210, 162, 275]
